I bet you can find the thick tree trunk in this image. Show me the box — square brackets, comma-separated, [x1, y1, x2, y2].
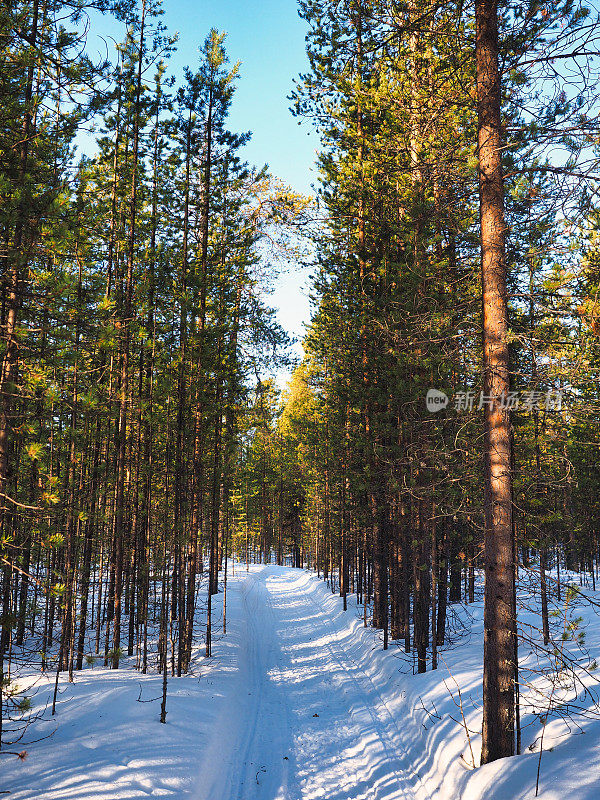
[431, 511, 438, 670]
[413, 501, 429, 674]
[372, 490, 389, 648]
[436, 519, 448, 646]
[449, 535, 462, 603]
[390, 519, 405, 641]
[76, 418, 102, 670]
[540, 547, 550, 645]
[476, 0, 517, 764]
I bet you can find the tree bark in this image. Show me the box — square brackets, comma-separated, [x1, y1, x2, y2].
[476, 0, 516, 764]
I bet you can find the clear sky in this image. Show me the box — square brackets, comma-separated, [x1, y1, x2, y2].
[90, 0, 316, 368]
[160, 0, 317, 196]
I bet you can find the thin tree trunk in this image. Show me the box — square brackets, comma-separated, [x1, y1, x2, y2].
[113, 1, 146, 669]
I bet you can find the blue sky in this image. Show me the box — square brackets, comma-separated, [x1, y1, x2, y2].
[87, 0, 316, 370]
[162, 0, 317, 196]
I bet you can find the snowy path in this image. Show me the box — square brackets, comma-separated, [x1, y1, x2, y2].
[6, 563, 600, 800]
[194, 565, 424, 800]
[4, 564, 429, 800]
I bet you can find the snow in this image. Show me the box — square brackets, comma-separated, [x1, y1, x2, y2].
[3, 564, 600, 800]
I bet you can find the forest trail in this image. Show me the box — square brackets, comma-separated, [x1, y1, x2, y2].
[6, 564, 600, 800]
[194, 565, 422, 800]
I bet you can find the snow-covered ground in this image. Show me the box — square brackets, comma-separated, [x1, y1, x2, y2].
[3, 564, 600, 799]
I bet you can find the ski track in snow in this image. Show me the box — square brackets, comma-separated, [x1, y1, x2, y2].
[194, 566, 423, 800]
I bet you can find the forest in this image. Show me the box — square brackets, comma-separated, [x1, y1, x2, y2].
[2, 1, 600, 798]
